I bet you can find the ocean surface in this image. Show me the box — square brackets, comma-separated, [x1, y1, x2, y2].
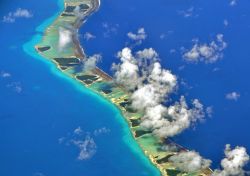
[0, 0, 159, 176]
[0, 0, 250, 176]
[80, 0, 250, 170]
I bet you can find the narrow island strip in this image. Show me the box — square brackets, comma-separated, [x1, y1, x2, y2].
[35, 0, 213, 175]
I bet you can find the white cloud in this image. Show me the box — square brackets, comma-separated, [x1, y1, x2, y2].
[131, 62, 177, 110]
[141, 97, 205, 138]
[0, 71, 11, 78]
[213, 145, 249, 176]
[169, 151, 212, 172]
[183, 34, 227, 63]
[14, 8, 33, 18]
[3, 8, 33, 23]
[127, 28, 147, 45]
[136, 48, 159, 60]
[72, 135, 97, 160]
[84, 32, 96, 41]
[113, 47, 206, 138]
[112, 47, 139, 90]
[226, 92, 240, 101]
[58, 27, 73, 51]
[60, 127, 97, 160]
[83, 54, 102, 71]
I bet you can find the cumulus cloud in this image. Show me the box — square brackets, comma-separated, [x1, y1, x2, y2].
[226, 92, 240, 101]
[141, 97, 205, 138]
[84, 32, 96, 41]
[112, 47, 140, 90]
[213, 145, 249, 176]
[183, 34, 227, 63]
[136, 48, 159, 60]
[2, 8, 33, 23]
[127, 28, 147, 45]
[169, 151, 212, 172]
[83, 54, 102, 71]
[113, 47, 206, 138]
[72, 135, 97, 160]
[58, 27, 73, 51]
[131, 62, 177, 111]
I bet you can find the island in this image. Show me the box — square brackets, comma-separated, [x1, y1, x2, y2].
[35, 0, 213, 175]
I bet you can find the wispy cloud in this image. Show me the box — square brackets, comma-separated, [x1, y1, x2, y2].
[226, 91, 240, 101]
[224, 19, 229, 27]
[102, 22, 119, 38]
[59, 126, 110, 160]
[229, 0, 237, 6]
[71, 135, 97, 160]
[159, 30, 174, 40]
[6, 82, 22, 93]
[127, 28, 147, 45]
[2, 8, 33, 23]
[206, 106, 213, 118]
[73, 126, 83, 135]
[94, 127, 110, 136]
[84, 32, 96, 41]
[178, 7, 198, 18]
[0, 71, 11, 78]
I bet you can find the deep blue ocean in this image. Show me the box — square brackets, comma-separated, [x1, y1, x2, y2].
[0, 0, 250, 175]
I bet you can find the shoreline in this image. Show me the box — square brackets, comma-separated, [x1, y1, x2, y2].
[30, 0, 212, 175]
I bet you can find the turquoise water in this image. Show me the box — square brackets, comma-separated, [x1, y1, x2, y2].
[0, 0, 159, 175]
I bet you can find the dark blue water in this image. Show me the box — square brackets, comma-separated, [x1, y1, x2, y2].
[0, 0, 159, 175]
[80, 0, 250, 169]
